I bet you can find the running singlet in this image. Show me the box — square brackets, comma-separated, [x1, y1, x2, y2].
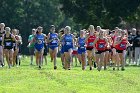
[0, 32, 4, 45]
[4, 34, 13, 49]
[49, 33, 58, 46]
[13, 35, 19, 49]
[64, 34, 73, 47]
[96, 38, 106, 51]
[34, 34, 45, 51]
[86, 35, 96, 48]
[78, 37, 86, 49]
[115, 38, 127, 50]
[111, 35, 116, 48]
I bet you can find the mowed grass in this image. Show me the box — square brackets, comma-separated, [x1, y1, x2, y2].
[0, 56, 140, 93]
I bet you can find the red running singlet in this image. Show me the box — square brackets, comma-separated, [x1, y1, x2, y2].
[96, 38, 107, 51]
[115, 37, 127, 50]
[86, 35, 96, 48]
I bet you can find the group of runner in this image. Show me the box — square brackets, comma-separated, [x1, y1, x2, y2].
[28, 25, 140, 71]
[0, 23, 22, 68]
[1, 22, 140, 71]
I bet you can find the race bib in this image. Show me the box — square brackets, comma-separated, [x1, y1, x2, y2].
[120, 44, 125, 48]
[37, 40, 42, 44]
[52, 40, 57, 43]
[89, 42, 94, 46]
[66, 42, 71, 45]
[99, 44, 104, 48]
[6, 42, 12, 46]
[80, 46, 85, 49]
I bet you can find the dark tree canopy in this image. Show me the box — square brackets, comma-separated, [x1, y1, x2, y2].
[60, 0, 140, 29]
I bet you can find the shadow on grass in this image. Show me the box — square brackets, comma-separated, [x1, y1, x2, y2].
[125, 65, 140, 67]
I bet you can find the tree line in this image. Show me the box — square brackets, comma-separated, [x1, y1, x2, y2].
[0, 0, 140, 54]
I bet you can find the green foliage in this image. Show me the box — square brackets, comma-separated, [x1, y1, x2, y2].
[60, 0, 140, 29]
[0, 0, 66, 54]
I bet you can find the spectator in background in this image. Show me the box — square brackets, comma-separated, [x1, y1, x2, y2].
[28, 29, 36, 65]
[127, 28, 136, 64]
[133, 29, 140, 66]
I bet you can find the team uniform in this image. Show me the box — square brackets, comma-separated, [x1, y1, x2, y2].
[63, 34, 73, 52]
[13, 35, 19, 51]
[3, 34, 14, 50]
[78, 37, 86, 54]
[0, 31, 4, 66]
[95, 38, 107, 54]
[115, 37, 128, 53]
[0, 31, 4, 47]
[86, 35, 96, 50]
[34, 34, 45, 53]
[49, 33, 59, 50]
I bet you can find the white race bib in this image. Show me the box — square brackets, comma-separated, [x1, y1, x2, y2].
[6, 42, 12, 46]
[89, 42, 94, 46]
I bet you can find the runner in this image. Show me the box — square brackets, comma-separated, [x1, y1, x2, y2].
[114, 30, 129, 70]
[104, 30, 113, 69]
[16, 29, 22, 66]
[30, 26, 46, 69]
[12, 29, 22, 67]
[86, 25, 96, 70]
[61, 26, 75, 70]
[111, 27, 120, 70]
[2, 27, 16, 68]
[94, 29, 108, 71]
[0, 23, 5, 67]
[77, 30, 87, 70]
[47, 25, 59, 69]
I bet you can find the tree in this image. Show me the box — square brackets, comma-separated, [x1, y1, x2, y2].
[0, 0, 65, 54]
[60, 0, 140, 29]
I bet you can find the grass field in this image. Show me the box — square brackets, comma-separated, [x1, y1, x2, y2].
[0, 56, 140, 93]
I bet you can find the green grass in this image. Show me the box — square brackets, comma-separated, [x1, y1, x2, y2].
[0, 56, 140, 93]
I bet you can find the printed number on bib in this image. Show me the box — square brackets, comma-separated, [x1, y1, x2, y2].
[37, 40, 42, 44]
[99, 44, 104, 48]
[52, 40, 57, 43]
[66, 42, 71, 45]
[120, 44, 125, 48]
[6, 42, 12, 46]
[80, 46, 85, 49]
[89, 42, 94, 46]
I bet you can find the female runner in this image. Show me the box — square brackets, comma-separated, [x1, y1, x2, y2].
[77, 30, 87, 70]
[86, 25, 96, 70]
[94, 29, 108, 71]
[2, 27, 16, 68]
[47, 25, 59, 69]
